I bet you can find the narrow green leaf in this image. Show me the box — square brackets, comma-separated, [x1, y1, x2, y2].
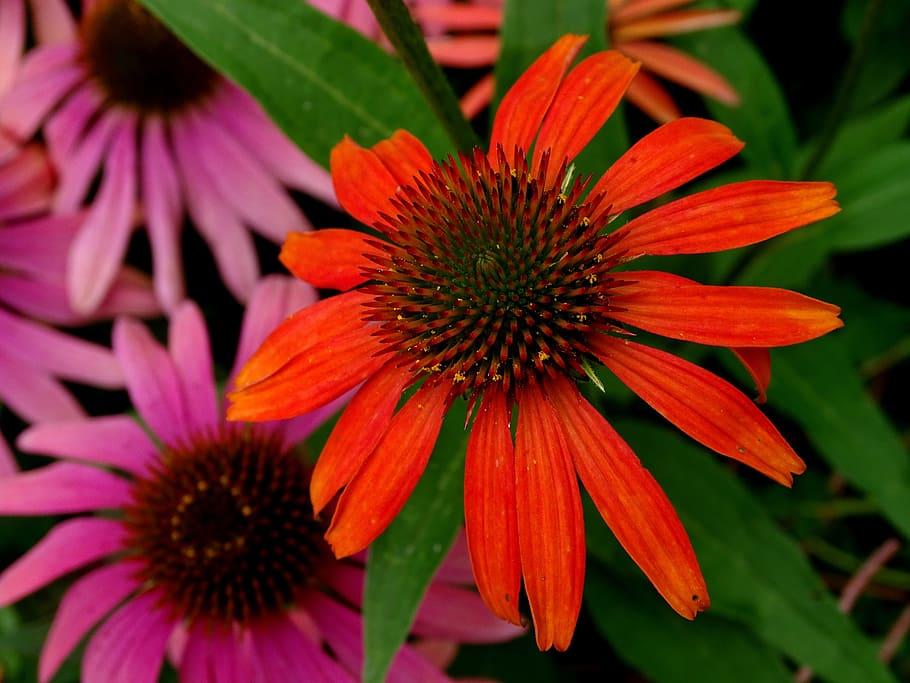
[587, 566, 790, 683]
[363, 401, 468, 683]
[675, 28, 797, 178]
[138, 0, 450, 166]
[770, 336, 910, 540]
[588, 419, 898, 683]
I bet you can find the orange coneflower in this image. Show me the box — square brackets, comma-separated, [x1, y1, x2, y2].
[416, 0, 740, 121]
[229, 36, 842, 650]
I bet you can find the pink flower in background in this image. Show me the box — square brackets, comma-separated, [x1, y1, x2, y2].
[0, 0, 73, 100]
[0, 0, 336, 316]
[0, 276, 518, 682]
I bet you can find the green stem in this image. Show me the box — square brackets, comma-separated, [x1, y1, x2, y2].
[805, 538, 910, 590]
[366, 0, 479, 151]
[801, 0, 885, 178]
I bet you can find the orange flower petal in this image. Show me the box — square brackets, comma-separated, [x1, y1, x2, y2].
[464, 386, 521, 625]
[461, 73, 496, 119]
[330, 136, 400, 227]
[590, 336, 805, 485]
[515, 381, 585, 651]
[590, 118, 742, 219]
[532, 50, 638, 184]
[325, 379, 451, 557]
[226, 325, 386, 422]
[608, 180, 840, 258]
[623, 70, 680, 124]
[489, 34, 587, 164]
[611, 0, 698, 24]
[371, 130, 435, 187]
[412, 4, 504, 31]
[548, 374, 708, 619]
[620, 41, 739, 105]
[730, 348, 771, 404]
[280, 229, 384, 291]
[608, 270, 843, 347]
[613, 9, 740, 42]
[233, 290, 372, 391]
[426, 36, 500, 67]
[310, 361, 411, 515]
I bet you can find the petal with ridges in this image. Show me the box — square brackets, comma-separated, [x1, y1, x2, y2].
[169, 302, 219, 433]
[464, 386, 521, 625]
[548, 374, 708, 619]
[730, 347, 771, 404]
[311, 361, 410, 514]
[326, 379, 451, 558]
[0, 463, 131, 515]
[613, 9, 741, 42]
[371, 129, 434, 187]
[426, 35, 500, 67]
[591, 336, 805, 485]
[515, 382, 585, 651]
[620, 41, 739, 105]
[330, 136, 400, 228]
[280, 229, 384, 291]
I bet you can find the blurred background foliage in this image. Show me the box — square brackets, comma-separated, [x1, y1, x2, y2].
[2, 0, 910, 681]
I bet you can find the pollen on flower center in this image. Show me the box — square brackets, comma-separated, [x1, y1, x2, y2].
[362, 146, 626, 396]
[123, 427, 328, 623]
[80, 0, 218, 113]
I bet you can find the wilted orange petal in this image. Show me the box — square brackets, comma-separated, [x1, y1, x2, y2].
[280, 229, 384, 291]
[607, 180, 840, 259]
[612, 0, 697, 24]
[591, 336, 805, 485]
[310, 361, 411, 514]
[621, 41, 739, 105]
[233, 290, 372, 391]
[548, 374, 708, 619]
[427, 36, 500, 67]
[623, 70, 680, 124]
[330, 137, 400, 227]
[591, 118, 742, 219]
[461, 73, 496, 119]
[609, 271, 843, 347]
[371, 130, 435, 187]
[515, 381, 585, 651]
[613, 9, 740, 42]
[532, 50, 638, 183]
[326, 379, 451, 558]
[464, 386, 522, 625]
[489, 34, 587, 164]
[730, 347, 771, 404]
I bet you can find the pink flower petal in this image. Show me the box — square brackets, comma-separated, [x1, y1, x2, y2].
[169, 301, 219, 433]
[67, 115, 138, 315]
[0, 517, 125, 606]
[179, 622, 248, 683]
[140, 117, 184, 311]
[53, 106, 123, 212]
[0, 0, 24, 96]
[0, 143, 53, 220]
[433, 530, 475, 585]
[0, 213, 77, 277]
[40, 562, 139, 683]
[0, 349, 84, 422]
[187, 107, 310, 243]
[45, 83, 103, 165]
[92, 267, 162, 321]
[0, 307, 122, 387]
[0, 462, 131, 515]
[113, 316, 192, 447]
[28, 0, 76, 45]
[82, 592, 175, 683]
[249, 615, 355, 683]
[172, 116, 259, 302]
[214, 85, 337, 206]
[17, 416, 157, 476]
[0, 434, 17, 476]
[413, 581, 524, 643]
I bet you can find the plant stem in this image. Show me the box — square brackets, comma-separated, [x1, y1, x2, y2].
[801, 0, 885, 178]
[366, 0, 479, 151]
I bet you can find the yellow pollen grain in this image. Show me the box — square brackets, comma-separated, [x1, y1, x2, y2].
[219, 475, 229, 486]
[196, 480, 208, 492]
[557, 193, 568, 203]
[594, 253, 603, 262]
[181, 494, 194, 505]
[538, 351, 550, 362]
[453, 371, 466, 382]
[586, 273, 598, 284]
[580, 217, 590, 226]
[183, 547, 196, 558]
[577, 313, 588, 322]
[241, 505, 253, 517]
[510, 169, 518, 178]
[492, 373, 503, 381]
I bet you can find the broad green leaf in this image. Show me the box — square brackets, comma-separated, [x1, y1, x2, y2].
[587, 419, 898, 683]
[675, 28, 797, 178]
[494, 0, 629, 169]
[587, 566, 790, 683]
[363, 401, 468, 683]
[769, 337, 910, 540]
[138, 0, 450, 167]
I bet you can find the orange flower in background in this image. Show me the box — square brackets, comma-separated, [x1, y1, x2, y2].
[229, 36, 842, 650]
[417, 0, 740, 121]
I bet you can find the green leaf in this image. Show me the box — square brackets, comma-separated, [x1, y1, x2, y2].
[138, 0, 450, 167]
[587, 566, 790, 683]
[588, 419, 898, 683]
[363, 401, 468, 683]
[493, 0, 629, 168]
[769, 336, 910, 540]
[675, 28, 797, 178]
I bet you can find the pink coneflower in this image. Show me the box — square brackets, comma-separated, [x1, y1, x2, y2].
[0, 0, 336, 315]
[0, 276, 518, 682]
[0, 0, 73, 101]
